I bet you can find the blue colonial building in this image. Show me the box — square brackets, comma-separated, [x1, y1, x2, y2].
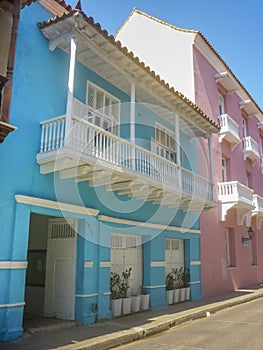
[0, 0, 219, 341]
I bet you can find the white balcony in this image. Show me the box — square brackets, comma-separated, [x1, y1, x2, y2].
[252, 194, 263, 229]
[36, 100, 216, 211]
[218, 114, 241, 151]
[218, 181, 254, 225]
[243, 136, 260, 166]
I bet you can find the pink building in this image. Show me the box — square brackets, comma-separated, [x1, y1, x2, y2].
[117, 9, 263, 297]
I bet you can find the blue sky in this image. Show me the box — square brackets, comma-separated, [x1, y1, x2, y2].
[67, 0, 263, 109]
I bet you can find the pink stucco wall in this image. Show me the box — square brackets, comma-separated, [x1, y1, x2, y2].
[194, 47, 263, 297]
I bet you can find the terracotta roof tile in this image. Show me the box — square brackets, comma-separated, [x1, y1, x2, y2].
[38, 10, 220, 132]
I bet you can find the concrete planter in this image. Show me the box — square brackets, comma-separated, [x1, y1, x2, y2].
[140, 294, 150, 310]
[185, 287, 190, 300]
[174, 289, 180, 303]
[179, 288, 186, 302]
[111, 298, 122, 317]
[122, 297, 132, 315]
[131, 295, 141, 312]
[166, 290, 174, 305]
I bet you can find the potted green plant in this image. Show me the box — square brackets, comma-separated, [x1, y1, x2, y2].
[166, 271, 174, 305]
[110, 271, 123, 316]
[184, 267, 191, 301]
[178, 266, 186, 302]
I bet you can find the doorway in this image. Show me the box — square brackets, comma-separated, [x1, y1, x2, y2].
[24, 214, 77, 323]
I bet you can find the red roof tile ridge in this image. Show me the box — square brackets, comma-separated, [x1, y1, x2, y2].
[38, 10, 220, 131]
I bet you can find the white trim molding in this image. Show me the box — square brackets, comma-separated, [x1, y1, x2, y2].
[150, 261, 166, 267]
[190, 260, 201, 266]
[75, 293, 98, 298]
[103, 292, 111, 296]
[100, 261, 111, 268]
[188, 281, 201, 285]
[15, 195, 99, 216]
[0, 302, 25, 308]
[99, 215, 200, 234]
[143, 285, 166, 289]
[0, 261, 28, 269]
[84, 261, 93, 268]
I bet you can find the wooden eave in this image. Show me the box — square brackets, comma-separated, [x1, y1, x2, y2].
[0, 0, 35, 11]
[38, 10, 220, 137]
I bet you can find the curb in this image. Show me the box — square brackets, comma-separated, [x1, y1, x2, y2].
[53, 290, 263, 350]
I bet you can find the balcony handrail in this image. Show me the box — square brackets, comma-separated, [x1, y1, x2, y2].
[40, 114, 66, 125]
[39, 112, 214, 201]
[253, 194, 263, 210]
[72, 115, 214, 189]
[218, 181, 254, 201]
[243, 136, 259, 154]
[218, 114, 239, 135]
[72, 97, 118, 123]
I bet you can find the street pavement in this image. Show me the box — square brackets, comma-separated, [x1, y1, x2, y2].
[114, 296, 263, 349]
[1, 286, 263, 350]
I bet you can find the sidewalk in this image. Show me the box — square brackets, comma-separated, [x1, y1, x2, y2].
[1, 286, 263, 350]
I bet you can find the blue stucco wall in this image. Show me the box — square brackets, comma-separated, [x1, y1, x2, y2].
[0, 1, 202, 340]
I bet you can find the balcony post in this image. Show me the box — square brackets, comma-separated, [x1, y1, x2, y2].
[130, 83, 136, 170]
[65, 36, 77, 145]
[175, 114, 181, 166]
[130, 83, 135, 144]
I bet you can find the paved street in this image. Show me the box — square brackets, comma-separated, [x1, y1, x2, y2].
[114, 297, 263, 350]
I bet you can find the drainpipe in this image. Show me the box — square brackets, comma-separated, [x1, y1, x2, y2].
[65, 36, 77, 146]
[0, 0, 21, 143]
[1, 0, 21, 123]
[208, 135, 214, 200]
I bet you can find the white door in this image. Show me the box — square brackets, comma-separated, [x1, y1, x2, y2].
[44, 218, 77, 320]
[111, 234, 143, 295]
[165, 238, 184, 275]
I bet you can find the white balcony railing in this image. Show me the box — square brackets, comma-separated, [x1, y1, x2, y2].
[252, 194, 263, 229]
[218, 181, 254, 224]
[38, 109, 215, 207]
[243, 136, 260, 166]
[218, 114, 241, 150]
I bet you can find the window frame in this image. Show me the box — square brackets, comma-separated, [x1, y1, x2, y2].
[222, 158, 227, 182]
[242, 116, 248, 138]
[86, 81, 120, 135]
[225, 228, 236, 268]
[218, 93, 225, 115]
[153, 122, 177, 163]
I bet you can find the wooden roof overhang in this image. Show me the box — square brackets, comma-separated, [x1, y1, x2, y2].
[0, 0, 35, 11]
[39, 10, 220, 138]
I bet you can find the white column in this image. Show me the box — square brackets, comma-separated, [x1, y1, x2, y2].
[65, 37, 77, 144]
[130, 83, 135, 144]
[175, 114, 181, 190]
[175, 115, 181, 166]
